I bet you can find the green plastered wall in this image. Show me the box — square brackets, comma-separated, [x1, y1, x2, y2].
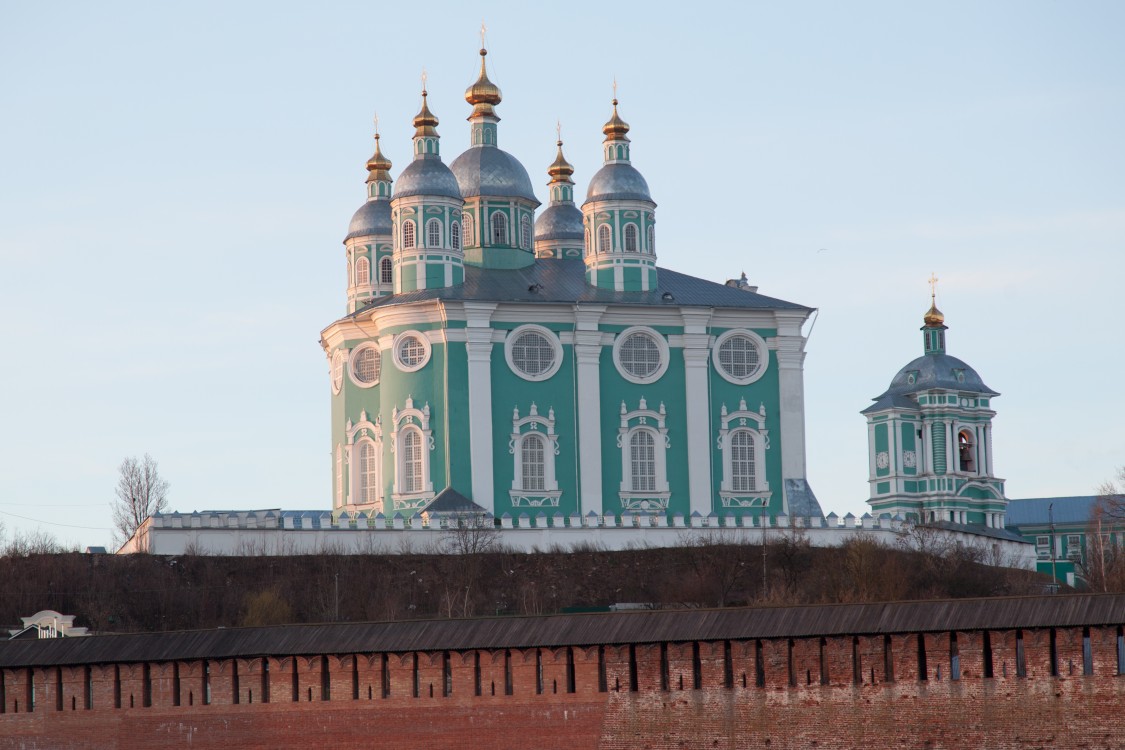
[443, 340, 472, 498]
[874, 424, 889, 477]
[900, 422, 917, 475]
[488, 325, 579, 517]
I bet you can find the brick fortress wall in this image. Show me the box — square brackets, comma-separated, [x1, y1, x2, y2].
[3, 623, 1125, 749]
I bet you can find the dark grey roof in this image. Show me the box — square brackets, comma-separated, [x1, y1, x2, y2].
[2, 593, 1122, 668]
[863, 352, 997, 414]
[928, 520, 1028, 544]
[583, 162, 654, 205]
[449, 146, 538, 204]
[423, 487, 489, 515]
[344, 199, 391, 242]
[784, 479, 824, 518]
[534, 203, 584, 242]
[347, 259, 810, 318]
[392, 157, 462, 200]
[1006, 496, 1100, 527]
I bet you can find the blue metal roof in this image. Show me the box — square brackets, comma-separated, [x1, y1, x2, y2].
[348, 258, 810, 317]
[1006, 496, 1099, 527]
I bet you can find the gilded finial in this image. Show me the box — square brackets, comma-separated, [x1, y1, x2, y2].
[548, 126, 574, 183]
[465, 36, 502, 115]
[602, 86, 630, 142]
[923, 272, 945, 327]
[365, 111, 392, 178]
[412, 72, 440, 138]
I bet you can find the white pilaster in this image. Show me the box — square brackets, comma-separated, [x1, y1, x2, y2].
[574, 305, 607, 515]
[464, 302, 498, 513]
[774, 311, 811, 514]
[681, 309, 713, 517]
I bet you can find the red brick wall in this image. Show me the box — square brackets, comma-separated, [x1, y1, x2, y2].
[3, 627, 1124, 749]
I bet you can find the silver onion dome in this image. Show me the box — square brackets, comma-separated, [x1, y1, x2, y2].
[583, 162, 654, 205]
[344, 200, 392, 242]
[392, 158, 462, 201]
[534, 203, 583, 242]
[450, 147, 539, 204]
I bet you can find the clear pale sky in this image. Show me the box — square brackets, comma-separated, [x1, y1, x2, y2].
[1, 1, 1122, 549]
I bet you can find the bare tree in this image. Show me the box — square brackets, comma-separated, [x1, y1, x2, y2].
[1095, 466, 1125, 522]
[112, 454, 170, 548]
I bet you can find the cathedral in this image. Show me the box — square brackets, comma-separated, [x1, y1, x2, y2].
[319, 47, 821, 522]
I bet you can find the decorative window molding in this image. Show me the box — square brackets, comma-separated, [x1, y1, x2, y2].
[623, 223, 638, 252]
[647, 224, 655, 254]
[716, 398, 770, 507]
[612, 326, 670, 384]
[504, 324, 563, 382]
[426, 218, 442, 248]
[712, 329, 769, 385]
[584, 228, 591, 256]
[490, 211, 508, 245]
[330, 350, 345, 395]
[597, 224, 611, 253]
[380, 256, 393, 284]
[355, 256, 370, 286]
[617, 398, 671, 511]
[463, 214, 474, 246]
[508, 403, 561, 507]
[393, 331, 431, 372]
[347, 256, 354, 286]
[345, 411, 384, 512]
[390, 397, 435, 510]
[451, 221, 461, 250]
[349, 342, 382, 388]
[520, 215, 532, 250]
[402, 220, 416, 249]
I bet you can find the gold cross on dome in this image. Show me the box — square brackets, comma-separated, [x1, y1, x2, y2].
[373, 112, 379, 137]
[556, 120, 562, 141]
[928, 272, 939, 302]
[421, 68, 427, 93]
[612, 76, 618, 100]
[480, 21, 487, 47]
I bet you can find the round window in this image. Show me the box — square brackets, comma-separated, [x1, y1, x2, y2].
[394, 332, 431, 372]
[350, 345, 382, 387]
[505, 325, 562, 381]
[613, 327, 669, 384]
[712, 330, 769, 385]
[331, 350, 345, 394]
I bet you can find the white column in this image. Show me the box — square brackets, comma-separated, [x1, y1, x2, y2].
[574, 306, 607, 515]
[464, 302, 497, 513]
[944, 420, 954, 475]
[681, 310, 713, 517]
[774, 311, 811, 515]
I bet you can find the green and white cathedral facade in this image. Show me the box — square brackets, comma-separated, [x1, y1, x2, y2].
[322, 49, 817, 522]
[862, 300, 1008, 527]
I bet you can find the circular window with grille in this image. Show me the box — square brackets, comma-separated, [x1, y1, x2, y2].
[505, 325, 562, 381]
[712, 330, 768, 385]
[613, 327, 669, 384]
[393, 331, 431, 372]
[349, 343, 382, 388]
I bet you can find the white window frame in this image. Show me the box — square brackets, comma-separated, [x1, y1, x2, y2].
[390, 397, 434, 510]
[353, 438, 381, 507]
[451, 220, 461, 250]
[345, 412, 383, 512]
[392, 330, 432, 373]
[426, 218, 442, 248]
[349, 342, 382, 388]
[490, 211, 508, 245]
[355, 256, 370, 286]
[711, 329, 769, 386]
[647, 224, 655, 254]
[623, 223, 638, 252]
[508, 403, 562, 507]
[463, 213, 474, 246]
[617, 398, 671, 512]
[597, 224, 611, 253]
[504, 324, 563, 382]
[612, 326, 670, 385]
[379, 256, 393, 284]
[520, 214, 532, 250]
[335, 444, 343, 507]
[717, 398, 770, 507]
[402, 220, 416, 249]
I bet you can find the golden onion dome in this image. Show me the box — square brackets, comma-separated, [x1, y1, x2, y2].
[603, 99, 630, 141]
[464, 48, 502, 117]
[923, 302, 945, 327]
[547, 139, 574, 182]
[365, 133, 393, 181]
[412, 90, 439, 138]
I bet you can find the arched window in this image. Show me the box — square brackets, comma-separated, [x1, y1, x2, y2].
[491, 212, 508, 245]
[347, 258, 353, 286]
[647, 225, 655, 254]
[355, 257, 369, 285]
[623, 224, 638, 252]
[380, 256, 393, 284]
[730, 431, 757, 492]
[426, 219, 442, 248]
[451, 221, 461, 250]
[629, 430, 657, 493]
[520, 215, 532, 250]
[402, 221, 415, 249]
[598, 225, 612, 253]
[463, 214, 474, 246]
[357, 441, 378, 504]
[335, 445, 342, 506]
[400, 428, 424, 494]
[958, 430, 976, 473]
[584, 228, 591, 256]
[520, 434, 546, 492]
